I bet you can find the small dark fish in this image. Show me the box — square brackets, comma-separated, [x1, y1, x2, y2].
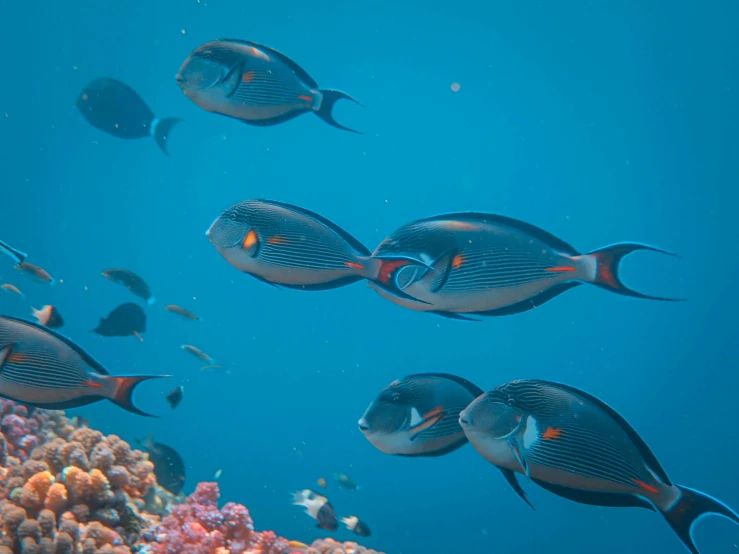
[101, 269, 155, 304]
[317, 477, 327, 489]
[165, 305, 199, 320]
[15, 262, 54, 284]
[181, 344, 213, 363]
[77, 78, 181, 155]
[136, 435, 186, 495]
[166, 386, 183, 409]
[1, 284, 24, 297]
[460, 380, 739, 553]
[0, 240, 26, 265]
[177, 39, 361, 133]
[31, 306, 64, 329]
[93, 303, 147, 341]
[369, 213, 680, 319]
[292, 489, 338, 531]
[0, 316, 167, 416]
[341, 516, 371, 537]
[359, 373, 483, 457]
[333, 473, 358, 490]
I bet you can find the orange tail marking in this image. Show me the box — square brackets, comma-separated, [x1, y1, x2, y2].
[266, 235, 287, 245]
[298, 94, 313, 102]
[242, 70, 255, 83]
[545, 266, 577, 273]
[452, 253, 465, 269]
[378, 259, 412, 284]
[243, 229, 259, 250]
[542, 427, 563, 440]
[84, 381, 103, 389]
[344, 261, 365, 270]
[632, 479, 659, 494]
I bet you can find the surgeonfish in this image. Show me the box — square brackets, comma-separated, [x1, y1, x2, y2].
[369, 212, 679, 319]
[1, 284, 24, 297]
[76, 78, 181, 155]
[101, 269, 155, 304]
[0, 240, 26, 265]
[292, 489, 338, 531]
[165, 305, 199, 320]
[0, 316, 167, 416]
[15, 262, 54, 284]
[333, 473, 359, 490]
[93, 303, 147, 341]
[176, 39, 361, 133]
[359, 373, 483, 457]
[341, 516, 371, 537]
[181, 344, 214, 363]
[166, 386, 184, 409]
[31, 305, 64, 328]
[136, 435, 186, 494]
[459, 379, 739, 553]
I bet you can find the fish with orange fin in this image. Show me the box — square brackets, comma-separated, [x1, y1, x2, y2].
[31, 306, 64, 329]
[165, 305, 199, 320]
[206, 199, 429, 301]
[0, 315, 168, 416]
[14, 262, 54, 284]
[460, 380, 739, 553]
[93, 303, 146, 341]
[176, 39, 362, 133]
[369, 212, 680, 320]
[359, 373, 483, 457]
[1, 284, 24, 298]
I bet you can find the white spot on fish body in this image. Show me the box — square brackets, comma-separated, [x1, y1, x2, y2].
[522, 415, 539, 449]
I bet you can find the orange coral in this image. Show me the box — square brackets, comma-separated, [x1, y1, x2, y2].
[16, 471, 55, 511]
[44, 482, 68, 514]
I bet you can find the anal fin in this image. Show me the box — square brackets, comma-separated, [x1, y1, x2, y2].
[500, 468, 535, 510]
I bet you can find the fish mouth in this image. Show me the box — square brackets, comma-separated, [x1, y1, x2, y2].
[175, 73, 185, 84]
[358, 419, 370, 432]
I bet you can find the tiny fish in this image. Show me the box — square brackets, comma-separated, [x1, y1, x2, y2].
[0, 240, 26, 265]
[460, 380, 739, 553]
[333, 473, 359, 491]
[369, 212, 680, 319]
[165, 305, 199, 320]
[317, 477, 327, 489]
[101, 269, 155, 304]
[214, 469, 222, 480]
[31, 305, 64, 329]
[292, 489, 337, 531]
[77, 78, 181, 155]
[1, 284, 24, 297]
[15, 262, 54, 284]
[341, 516, 371, 537]
[177, 39, 361, 133]
[181, 345, 213, 363]
[93, 303, 147, 341]
[359, 373, 483, 457]
[200, 363, 230, 375]
[166, 386, 184, 409]
[0, 316, 167, 416]
[136, 435, 186, 495]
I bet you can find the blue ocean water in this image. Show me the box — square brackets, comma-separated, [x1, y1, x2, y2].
[2, 1, 738, 553]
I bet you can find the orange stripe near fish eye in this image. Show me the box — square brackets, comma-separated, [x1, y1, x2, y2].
[542, 427, 563, 440]
[242, 70, 255, 83]
[266, 235, 287, 246]
[452, 253, 465, 270]
[545, 266, 577, 273]
[632, 479, 659, 494]
[243, 229, 259, 250]
[344, 261, 365, 270]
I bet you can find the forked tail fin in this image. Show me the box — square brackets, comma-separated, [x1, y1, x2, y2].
[315, 90, 363, 134]
[109, 374, 170, 417]
[152, 117, 182, 156]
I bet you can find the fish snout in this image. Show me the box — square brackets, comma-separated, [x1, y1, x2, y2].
[458, 411, 472, 427]
[358, 418, 370, 432]
[175, 73, 185, 84]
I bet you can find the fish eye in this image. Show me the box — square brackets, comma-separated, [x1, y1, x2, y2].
[202, 50, 214, 60]
[229, 212, 237, 221]
[506, 397, 516, 407]
[391, 392, 401, 403]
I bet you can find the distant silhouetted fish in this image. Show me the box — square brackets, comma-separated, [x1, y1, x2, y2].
[77, 78, 182, 155]
[165, 305, 199, 320]
[93, 303, 147, 341]
[101, 269, 155, 304]
[166, 386, 183, 409]
[136, 435, 186, 494]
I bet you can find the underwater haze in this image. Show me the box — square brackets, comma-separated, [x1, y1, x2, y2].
[2, 1, 738, 553]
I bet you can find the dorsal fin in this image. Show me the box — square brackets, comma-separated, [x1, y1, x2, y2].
[218, 39, 319, 88]
[259, 199, 370, 255]
[532, 379, 672, 486]
[0, 316, 110, 375]
[417, 212, 579, 256]
[407, 372, 484, 398]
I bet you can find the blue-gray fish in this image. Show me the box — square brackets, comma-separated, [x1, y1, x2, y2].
[459, 380, 739, 554]
[0, 240, 26, 265]
[77, 78, 181, 155]
[369, 212, 679, 320]
[176, 39, 361, 133]
[359, 373, 483, 457]
[0, 316, 167, 416]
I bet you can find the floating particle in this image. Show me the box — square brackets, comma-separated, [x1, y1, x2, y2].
[451, 82, 461, 92]
[181, 29, 187, 35]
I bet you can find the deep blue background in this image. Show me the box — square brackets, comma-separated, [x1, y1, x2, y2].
[2, 1, 738, 553]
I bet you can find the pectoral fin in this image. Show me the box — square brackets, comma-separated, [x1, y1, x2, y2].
[509, 439, 530, 478]
[500, 468, 535, 510]
[409, 407, 446, 441]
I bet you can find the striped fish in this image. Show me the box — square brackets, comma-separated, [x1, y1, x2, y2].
[176, 39, 361, 133]
[369, 212, 679, 320]
[207, 199, 379, 291]
[0, 316, 167, 416]
[460, 380, 739, 554]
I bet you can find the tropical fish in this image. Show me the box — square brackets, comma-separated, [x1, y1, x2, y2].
[136, 435, 186, 494]
[166, 386, 183, 409]
[359, 373, 483, 457]
[176, 39, 361, 133]
[341, 516, 371, 537]
[369, 212, 679, 319]
[31, 306, 64, 329]
[76, 78, 181, 155]
[165, 305, 199, 320]
[214, 469, 222, 480]
[101, 269, 155, 304]
[333, 473, 359, 490]
[93, 303, 147, 341]
[181, 345, 213, 363]
[292, 489, 338, 531]
[459, 380, 739, 553]
[200, 363, 229, 374]
[1, 284, 24, 297]
[0, 316, 166, 416]
[0, 240, 26, 265]
[15, 262, 54, 284]
[317, 477, 327, 489]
